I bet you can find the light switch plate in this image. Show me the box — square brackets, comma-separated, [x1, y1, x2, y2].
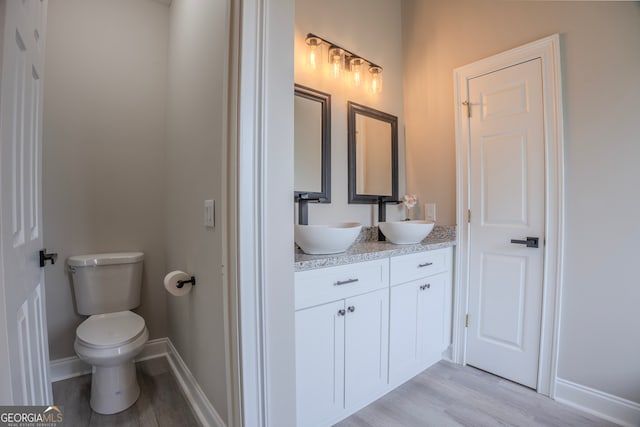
[425, 203, 436, 222]
[204, 200, 215, 228]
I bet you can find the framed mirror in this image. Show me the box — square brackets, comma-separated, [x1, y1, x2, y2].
[347, 101, 398, 204]
[294, 84, 331, 202]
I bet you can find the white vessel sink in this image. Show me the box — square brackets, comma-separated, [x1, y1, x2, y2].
[379, 220, 435, 244]
[295, 223, 362, 255]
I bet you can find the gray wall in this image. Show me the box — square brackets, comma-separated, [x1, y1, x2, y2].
[402, 0, 640, 403]
[43, 0, 169, 360]
[165, 0, 229, 422]
[43, 0, 231, 420]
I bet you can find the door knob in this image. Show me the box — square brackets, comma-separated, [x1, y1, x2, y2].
[510, 237, 539, 248]
[39, 249, 58, 267]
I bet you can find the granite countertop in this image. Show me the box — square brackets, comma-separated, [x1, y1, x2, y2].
[294, 225, 456, 272]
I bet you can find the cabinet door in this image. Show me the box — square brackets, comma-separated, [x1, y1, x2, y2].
[419, 272, 449, 368]
[296, 300, 345, 427]
[389, 281, 422, 384]
[389, 271, 451, 384]
[344, 289, 389, 409]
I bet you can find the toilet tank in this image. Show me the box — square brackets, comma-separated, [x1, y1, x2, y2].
[68, 252, 144, 315]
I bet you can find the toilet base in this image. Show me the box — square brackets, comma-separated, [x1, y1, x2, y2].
[90, 360, 140, 414]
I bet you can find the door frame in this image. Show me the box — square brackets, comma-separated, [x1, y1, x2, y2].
[453, 34, 565, 397]
[226, 0, 296, 426]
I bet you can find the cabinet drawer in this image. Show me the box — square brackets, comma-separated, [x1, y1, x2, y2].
[390, 247, 451, 286]
[295, 259, 389, 310]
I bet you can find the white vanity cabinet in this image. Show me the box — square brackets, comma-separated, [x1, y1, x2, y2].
[294, 246, 453, 426]
[295, 259, 389, 427]
[389, 247, 453, 385]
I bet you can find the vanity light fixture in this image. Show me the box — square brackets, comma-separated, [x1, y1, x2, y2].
[305, 35, 322, 70]
[328, 46, 345, 79]
[351, 58, 364, 88]
[369, 65, 383, 93]
[305, 33, 383, 93]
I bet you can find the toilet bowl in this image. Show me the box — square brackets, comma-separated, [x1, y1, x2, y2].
[74, 311, 148, 414]
[68, 252, 147, 415]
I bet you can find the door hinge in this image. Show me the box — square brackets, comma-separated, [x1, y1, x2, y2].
[465, 314, 469, 328]
[462, 100, 471, 118]
[467, 209, 471, 223]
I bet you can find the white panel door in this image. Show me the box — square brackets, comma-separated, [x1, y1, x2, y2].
[344, 288, 389, 409]
[295, 300, 345, 427]
[0, 0, 52, 404]
[466, 59, 544, 389]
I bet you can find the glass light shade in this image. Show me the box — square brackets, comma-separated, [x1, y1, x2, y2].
[329, 47, 344, 79]
[369, 66, 383, 93]
[305, 37, 321, 70]
[351, 58, 364, 88]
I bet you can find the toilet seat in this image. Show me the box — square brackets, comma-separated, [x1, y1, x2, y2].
[76, 311, 146, 348]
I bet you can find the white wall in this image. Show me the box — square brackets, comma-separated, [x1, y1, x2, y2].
[264, 0, 297, 423]
[165, 0, 229, 422]
[402, 0, 640, 405]
[42, 0, 169, 360]
[295, 0, 406, 226]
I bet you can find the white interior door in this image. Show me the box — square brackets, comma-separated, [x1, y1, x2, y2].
[466, 59, 544, 389]
[0, 0, 52, 404]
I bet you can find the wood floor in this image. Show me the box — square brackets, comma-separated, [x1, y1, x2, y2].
[52, 357, 199, 427]
[336, 361, 616, 427]
[54, 358, 615, 427]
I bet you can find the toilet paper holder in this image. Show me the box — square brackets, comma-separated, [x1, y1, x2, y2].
[176, 276, 196, 288]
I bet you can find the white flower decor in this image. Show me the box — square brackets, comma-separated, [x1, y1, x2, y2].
[403, 194, 418, 220]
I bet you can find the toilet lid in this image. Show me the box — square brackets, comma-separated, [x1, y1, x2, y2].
[76, 311, 145, 348]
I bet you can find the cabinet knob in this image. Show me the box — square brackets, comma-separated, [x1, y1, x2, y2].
[347, 306, 355, 313]
[420, 283, 431, 291]
[337, 309, 346, 316]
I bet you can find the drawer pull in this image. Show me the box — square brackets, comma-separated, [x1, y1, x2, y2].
[418, 262, 433, 268]
[334, 278, 359, 286]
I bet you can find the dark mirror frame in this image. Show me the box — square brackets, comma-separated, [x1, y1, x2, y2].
[347, 101, 398, 204]
[294, 84, 331, 203]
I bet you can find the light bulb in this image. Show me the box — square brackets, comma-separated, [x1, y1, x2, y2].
[305, 37, 321, 70]
[329, 47, 344, 79]
[351, 58, 363, 88]
[369, 66, 383, 93]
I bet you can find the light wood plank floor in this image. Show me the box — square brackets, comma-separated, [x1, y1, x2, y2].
[52, 357, 199, 427]
[336, 361, 617, 427]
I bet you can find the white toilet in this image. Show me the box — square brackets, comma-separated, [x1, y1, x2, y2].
[68, 252, 148, 415]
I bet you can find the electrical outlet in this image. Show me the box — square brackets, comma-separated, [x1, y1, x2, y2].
[204, 200, 215, 228]
[425, 203, 436, 222]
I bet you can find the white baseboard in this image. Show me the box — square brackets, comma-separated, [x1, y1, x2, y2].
[165, 339, 226, 427]
[136, 337, 170, 362]
[49, 337, 225, 427]
[555, 377, 640, 427]
[49, 337, 170, 382]
[49, 355, 93, 382]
